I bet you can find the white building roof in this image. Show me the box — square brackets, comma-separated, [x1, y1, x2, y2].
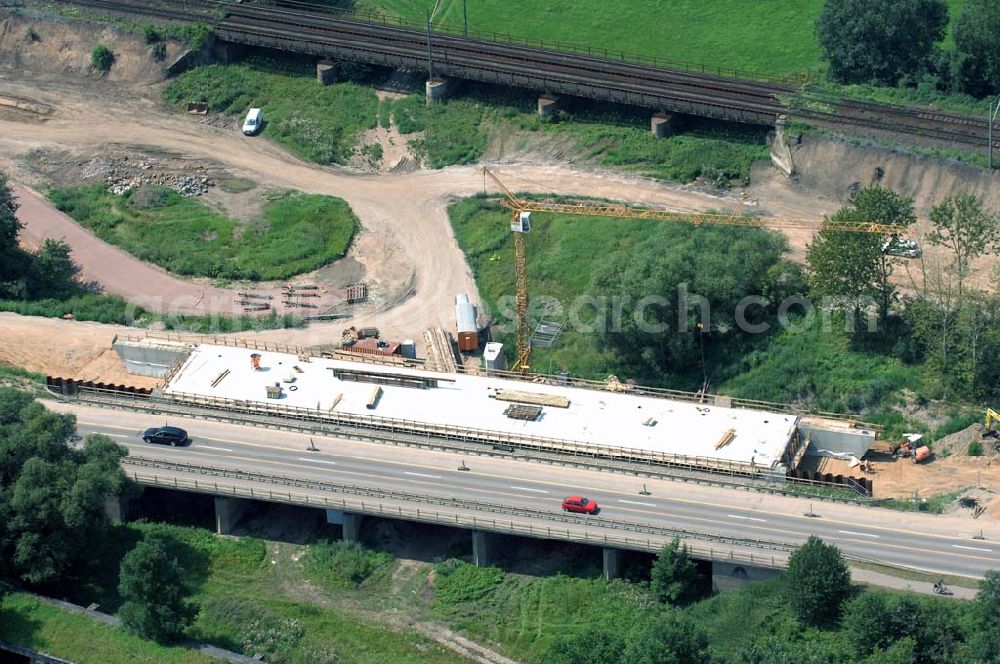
[164, 344, 796, 467]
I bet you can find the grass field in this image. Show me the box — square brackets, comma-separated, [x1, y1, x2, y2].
[0, 593, 218, 664]
[360, 0, 966, 78]
[164, 56, 379, 164]
[49, 185, 357, 281]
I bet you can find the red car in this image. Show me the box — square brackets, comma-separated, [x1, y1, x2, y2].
[562, 495, 599, 514]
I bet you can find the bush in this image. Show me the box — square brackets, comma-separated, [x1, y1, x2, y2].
[432, 559, 504, 606]
[25, 26, 39, 42]
[149, 42, 167, 62]
[127, 185, 170, 209]
[968, 441, 984, 457]
[90, 44, 114, 74]
[200, 597, 304, 664]
[301, 540, 392, 590]
[140, 23, 162, 44]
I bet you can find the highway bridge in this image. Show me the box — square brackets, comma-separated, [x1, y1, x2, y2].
[58, 400, 1000, 582]
[65, 0, 997, 149]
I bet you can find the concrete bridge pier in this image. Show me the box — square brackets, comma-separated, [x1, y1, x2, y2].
[537, 94, 561, 117]
[651, 112, 675, 138]
[317, 59, 338, 85]
[104, 495, 131, 524]
[215, 496, 250, 535]
[711, 561, 781, 592]
[602, 547, 622, 580]
[472, 530, 500, 567]
[425, 77, 453, 105]
[342, 512, 365, 543]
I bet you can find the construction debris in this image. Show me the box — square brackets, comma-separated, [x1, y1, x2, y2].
[492, 388, 570, 408]
[715, 428, 736, 450]
[504, 403, 543, 421]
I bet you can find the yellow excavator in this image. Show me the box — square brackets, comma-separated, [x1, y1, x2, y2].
[986, 408, 1000, 439]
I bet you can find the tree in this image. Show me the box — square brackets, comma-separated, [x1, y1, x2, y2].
[118, 537, 197, 642]
[592, 224, 787, 381]
[815, 0, 949, 86]
[0, 170, 28, 297]
[28, 239, 80, 299]
[968, 570, 1000, 662]
[0, 389, 129, 586]
[806, 186, 916, 329]
[951, 0, 1000, 97]
[927, 193, 999, 298]
[621, 612, 710, 664]
[784, 536, 851, 626]
[650, 538, 702, 605]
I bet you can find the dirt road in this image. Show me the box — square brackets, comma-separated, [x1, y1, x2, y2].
[2, 72, 832, 347]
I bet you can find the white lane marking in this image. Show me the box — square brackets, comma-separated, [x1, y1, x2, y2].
[104, 433, 130, 439]
[839, 530, 880, 539]
[954, 544, 993, 553]
[620, 499, 656, 507]
[404, 471, 441, 479]
[511, 486, 549, 494]
[728, 514, 767, 523]
[297, 457, 337, 465]
[198, 445, 233, 452]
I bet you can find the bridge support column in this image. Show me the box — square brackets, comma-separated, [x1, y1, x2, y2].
[472, 530, 498, 567]
[602, 547, 622, 580]
[425, 77, 452, 105]
[342, 512, 365, 544]
[651, 112, 675, 139]
[711, 561, 781, 592]
[214, 496, 249, 535]
[317, 59, 338, 85]
[104, 495, 130, 524]
[537, 94, 561, 117]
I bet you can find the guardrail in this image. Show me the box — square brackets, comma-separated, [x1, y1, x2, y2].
[123, 456, 791, 567]
[54, 384, 872, 502]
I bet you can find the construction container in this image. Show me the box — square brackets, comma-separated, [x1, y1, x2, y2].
[483, 342, 505, 375]
[366, 386, 383, 410]
[400, 339, 417, 359]
[343, 338, 400, 357]
[455, 293, 479, 352]
[357, 327, 380, 339]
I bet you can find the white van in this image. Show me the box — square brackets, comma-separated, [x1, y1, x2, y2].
[242, 108, 263, 135]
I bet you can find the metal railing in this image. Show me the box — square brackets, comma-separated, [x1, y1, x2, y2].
[124, 456, 791, 567]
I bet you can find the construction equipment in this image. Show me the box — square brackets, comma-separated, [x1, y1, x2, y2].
[482, 168, 918, 373]
[986, 408, 1000, 434]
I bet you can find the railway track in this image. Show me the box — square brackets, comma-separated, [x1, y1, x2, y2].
[58, 0, 997, 149]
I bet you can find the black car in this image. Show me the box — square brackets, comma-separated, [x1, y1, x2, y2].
[142, 426, 190, 446]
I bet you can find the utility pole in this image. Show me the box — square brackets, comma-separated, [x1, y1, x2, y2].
[426, 9, 435, 80]
[990, 95, 1000, 169]
[463, 0, 468, 36]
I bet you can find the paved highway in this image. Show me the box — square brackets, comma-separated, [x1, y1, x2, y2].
[58, 402, 1000, 578]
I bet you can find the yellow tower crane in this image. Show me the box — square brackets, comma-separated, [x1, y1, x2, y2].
[482, 168, 916, 373]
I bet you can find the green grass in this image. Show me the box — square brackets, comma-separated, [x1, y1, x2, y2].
[361, 0, 826, 77]
[718, 324, 921, 413]
[0, 593, 219, 664]
[362, 0, 966, 80]
[50, 185, 357, 281]
[163, 56, 379, 165]
[61, 521, 466, 664]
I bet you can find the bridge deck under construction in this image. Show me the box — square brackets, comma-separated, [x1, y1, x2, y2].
[164, 344, 798, 469]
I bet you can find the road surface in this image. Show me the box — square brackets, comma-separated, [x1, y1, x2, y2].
[58, 402, 1000, 579]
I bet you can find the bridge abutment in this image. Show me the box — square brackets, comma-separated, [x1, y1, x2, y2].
[215, 496, 250, 535]
[425, 77, 453, 105]
[651, 112, 675, 138]
[711, 561, 781, 592]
